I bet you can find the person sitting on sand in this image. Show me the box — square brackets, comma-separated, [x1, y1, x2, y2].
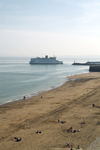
[92, 104, 95, 107]
[58, 119, 60, 123]
[67, 127, 72, 132]
[14, 137, 22, 142]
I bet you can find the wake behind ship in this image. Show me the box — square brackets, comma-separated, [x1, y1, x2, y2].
[29, 55, 63, 64]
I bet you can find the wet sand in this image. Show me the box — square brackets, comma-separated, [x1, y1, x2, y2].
[0, 72, 100, 150]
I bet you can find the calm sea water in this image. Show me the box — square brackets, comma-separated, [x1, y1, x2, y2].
[0, 56, 100, 105]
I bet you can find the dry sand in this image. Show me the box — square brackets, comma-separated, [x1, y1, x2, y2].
[0, 72, 100, 150]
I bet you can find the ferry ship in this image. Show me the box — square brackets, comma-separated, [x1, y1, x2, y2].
[29, 55, 63, 64]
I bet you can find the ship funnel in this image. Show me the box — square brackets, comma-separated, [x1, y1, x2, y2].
[45, 55, 48, 58]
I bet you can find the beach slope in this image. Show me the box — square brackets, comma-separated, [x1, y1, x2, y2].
[0, 72, 100, 150]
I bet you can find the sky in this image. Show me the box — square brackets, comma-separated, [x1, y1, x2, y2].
[0, 0, 100, 57]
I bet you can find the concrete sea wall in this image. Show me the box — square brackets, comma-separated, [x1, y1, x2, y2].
[89, 65, 100, 72]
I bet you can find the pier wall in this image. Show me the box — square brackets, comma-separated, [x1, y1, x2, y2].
[89, 65, 100, 72]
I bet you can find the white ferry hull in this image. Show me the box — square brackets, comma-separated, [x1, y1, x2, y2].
[29, 62, 63, 64]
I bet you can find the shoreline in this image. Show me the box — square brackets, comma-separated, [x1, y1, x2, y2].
[0, 72, 87, 107]
[0, 72, 100, 150]
[0, 77, 70, 107]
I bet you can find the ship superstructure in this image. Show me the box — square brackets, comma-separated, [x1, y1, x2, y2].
[29, 55, 63, 64]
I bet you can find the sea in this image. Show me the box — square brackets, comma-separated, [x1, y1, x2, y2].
[0, 55, 100, 105]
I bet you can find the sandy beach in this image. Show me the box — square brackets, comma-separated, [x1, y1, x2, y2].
[0, 72, 100, 150]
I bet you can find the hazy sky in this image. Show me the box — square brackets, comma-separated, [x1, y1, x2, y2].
[0, 0, 100, 57]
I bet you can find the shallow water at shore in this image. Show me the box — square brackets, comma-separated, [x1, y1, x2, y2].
[0, 56, 99, 105]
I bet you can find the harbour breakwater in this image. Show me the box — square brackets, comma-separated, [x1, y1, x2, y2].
[72, 61, 100, 66]
[72, 62, 100, 72]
